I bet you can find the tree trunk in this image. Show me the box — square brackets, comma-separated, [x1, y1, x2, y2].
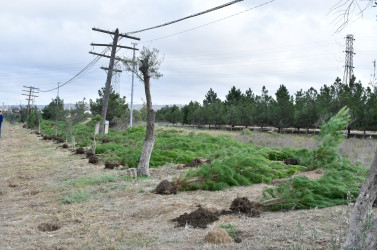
[347, 127, 351, 139]
[342, 150, 377, 250]
[137, 76, 155, 177]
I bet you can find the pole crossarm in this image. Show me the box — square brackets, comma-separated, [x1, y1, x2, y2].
[89, 51, 123, 61]
[90, 43, 139, 50]
[100, 67, 122, 73]
[92, 28, 140, 40]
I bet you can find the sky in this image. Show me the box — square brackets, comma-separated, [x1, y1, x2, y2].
[0, 0, 376, 107]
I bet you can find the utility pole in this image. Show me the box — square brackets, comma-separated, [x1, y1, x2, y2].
[55, 82, 60, 136]
[369, 59, 377, 91]
[22, 86, 39, 120]
[130, 43, 137, 128]
[343, 34, 355, 85]
[90, 27, 140, 134]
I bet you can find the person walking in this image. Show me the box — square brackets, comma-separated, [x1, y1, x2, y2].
[0, 110, 3, 138]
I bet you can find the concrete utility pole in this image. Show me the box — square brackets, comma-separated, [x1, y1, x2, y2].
[343, 34, 355, 85]
[372, 59, 376, 88]
[130, 42, 137, 128]
[90, 27, 140, 134]
[55, 82, 60, 136]
[22, 86, 39, 120]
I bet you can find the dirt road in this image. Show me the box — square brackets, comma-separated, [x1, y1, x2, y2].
[0, 122, 355, 249]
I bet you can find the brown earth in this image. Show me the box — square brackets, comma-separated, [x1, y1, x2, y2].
[0, 122, 374, 249]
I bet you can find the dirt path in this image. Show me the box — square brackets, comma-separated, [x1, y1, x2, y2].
[0, 122, 356, 249]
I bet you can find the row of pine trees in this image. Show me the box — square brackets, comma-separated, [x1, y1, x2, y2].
[156, 77, 377, 132]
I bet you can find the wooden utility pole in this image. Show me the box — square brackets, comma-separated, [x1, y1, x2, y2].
[90, 27, 140, 134]
[22, 86, 39, 120]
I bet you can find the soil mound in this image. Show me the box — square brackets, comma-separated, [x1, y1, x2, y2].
[205, 228, 234, 244]
[75, 147, 86, 154]
[86, 151, 94, 158]
[155, 180, 176, 195]
[53, 136, 64, 143]
[88, 155, 99, 164]
[284, 158, 298, 165]
[172, 206, 219, 228]
[184, 158, 211, 168]
[105, 161, 121, 169]
[37, 223, 60, 232]
[42, 135, 51, 140]
[100, 138, 110, 143]
[229, 197, 263, 217]
[8, 180, 18, 188]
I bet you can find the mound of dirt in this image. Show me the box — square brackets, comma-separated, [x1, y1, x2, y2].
[105, 161, 121, 169]
[205, 228, 234, 244]
[75, 147, 86, 154]
[100, 138, 110, 143]
[183, 158, 211, 168]
[284, 158, 298, 165]
[42, 135, 51, 140]
[176, 164, 184, 170]
[172, 206, 219, 229]
[155, 180, 177, 195]
[229, 197, 263, 217]
[8, 180, 18, 188]
[37, 223, 60, 232]
[53, 136, 64, 143]
[88, 155, 99, 164]
[86, 151, 94, 158]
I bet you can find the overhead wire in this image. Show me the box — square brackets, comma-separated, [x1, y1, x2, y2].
[141, 0, 276, 44]
[126, 0, 246, 34]
[37, 0, 253, 93]
[38, 47, 109, 92]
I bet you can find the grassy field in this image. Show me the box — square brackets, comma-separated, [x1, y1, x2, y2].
[1, 121, 376, 249]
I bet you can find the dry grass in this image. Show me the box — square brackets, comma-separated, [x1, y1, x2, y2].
[0, 122, 376, 249]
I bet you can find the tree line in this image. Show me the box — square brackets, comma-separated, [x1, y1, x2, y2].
[156, 76, 377, 133]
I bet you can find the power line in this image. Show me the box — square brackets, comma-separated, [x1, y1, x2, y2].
[126, 0, 246, 35]
[38, 49, 107, 92]
[142, 0, 276, 43]
[37, 0, 275, 93]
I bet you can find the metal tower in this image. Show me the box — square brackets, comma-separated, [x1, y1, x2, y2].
[343, 34, 355, 85]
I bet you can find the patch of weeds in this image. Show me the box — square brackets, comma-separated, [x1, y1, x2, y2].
[61, 189, 90, 204]
[68, 173, 118, 187]
[122, 175, 150, 181]
[289, 221, 319, 250]
[327, 207, 352, 249]
[220, 224, 237, 239]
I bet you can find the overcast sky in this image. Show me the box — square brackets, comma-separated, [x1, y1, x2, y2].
[1, 0, 376, 107]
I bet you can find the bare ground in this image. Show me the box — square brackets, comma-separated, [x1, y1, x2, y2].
[0, 122, 372, 249]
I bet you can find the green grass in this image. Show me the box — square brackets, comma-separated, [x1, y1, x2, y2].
[220, 224, 237, 239]
[67, 173, 118, 187]
[61, 189, 91, 204]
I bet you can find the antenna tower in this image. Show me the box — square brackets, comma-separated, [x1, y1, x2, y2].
[343, 34, 355, 85]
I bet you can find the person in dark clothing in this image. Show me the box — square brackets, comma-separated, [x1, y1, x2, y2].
[0, 111, 3, 138]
